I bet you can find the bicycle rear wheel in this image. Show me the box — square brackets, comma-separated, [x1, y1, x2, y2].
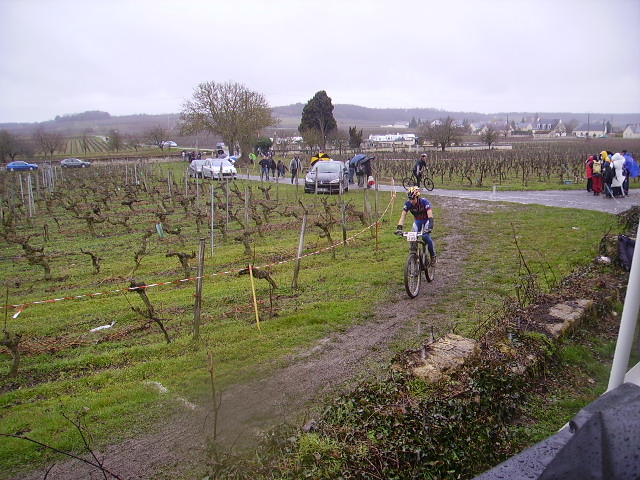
[422, 177, 435, 191]
[402, 177, 415, 190]
[404, 253, 421, 298]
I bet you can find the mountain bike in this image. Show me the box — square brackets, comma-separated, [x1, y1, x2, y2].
[396, 230, 435, 298]
[402, 172, 435, 191]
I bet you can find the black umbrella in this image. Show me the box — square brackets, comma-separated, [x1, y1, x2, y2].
[349, 154, 373, 167]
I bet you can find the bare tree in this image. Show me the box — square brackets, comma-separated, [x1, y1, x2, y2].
[0, 130, 33, 162]
[145, 125, 167, 150]
[33, 125, 64, 157]
[480, 124, 501, 149]
[107, 129, 123, 151]
[124, 133, 142, 152]
[301, 129, 323, 154]
[179, 81, 278, 163]
[328, 128, 349, 155]
[420, 116, 463, 152]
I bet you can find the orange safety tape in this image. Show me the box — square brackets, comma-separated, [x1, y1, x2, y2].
[3, 186, 400, 314]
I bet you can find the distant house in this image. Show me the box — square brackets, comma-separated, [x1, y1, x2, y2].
[623, 124, 640, 139]
[513, 122, 533, 136]
[573, 123, 607, 137]
[533, 118, 566, 137]
[366, 133, 416, 148]
[477, 122, 512, 136]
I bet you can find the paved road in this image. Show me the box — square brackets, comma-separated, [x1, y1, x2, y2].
[243, 174, 639, 214]
[396, 186, 640, 214]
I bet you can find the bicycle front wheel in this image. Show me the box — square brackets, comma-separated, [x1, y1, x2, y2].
[422, 177, 435, 191]
[404, 253, 421, 298]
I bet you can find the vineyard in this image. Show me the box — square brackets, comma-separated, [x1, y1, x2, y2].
[29, 135, 176, 159]
[355, 139, 640, 189]
[0, 144, 630, 478]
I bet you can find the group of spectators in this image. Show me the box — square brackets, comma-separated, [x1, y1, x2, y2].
[585, 150, 639, 198]
[258, 154, 303, 183]
[181, 150, 201, 162]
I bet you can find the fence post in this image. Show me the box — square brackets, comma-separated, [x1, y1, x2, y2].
[292, 214, 307, 289]
[341, 202, 347, 248]
[244, 185, 250, 226]
[225, 179, 230, 231]
[210, 183, 215, 257]
[193, 237, 205, 341]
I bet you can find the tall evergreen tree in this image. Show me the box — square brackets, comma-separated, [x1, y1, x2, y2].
[298, 91, 337, 150]
[348, 126, 363, 149]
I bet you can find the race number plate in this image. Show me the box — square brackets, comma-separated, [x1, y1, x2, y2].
[406, 232, 418, 242]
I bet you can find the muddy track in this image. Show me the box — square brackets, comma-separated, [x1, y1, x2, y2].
[15, 197, 483, 480]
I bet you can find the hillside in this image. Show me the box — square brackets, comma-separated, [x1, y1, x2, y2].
[271, 104, 640, 130]
[1, 106, 639, 137]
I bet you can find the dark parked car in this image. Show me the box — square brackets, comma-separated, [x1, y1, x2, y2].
[304, 160, 349, 194]
[6, 161, 38, 171]
[61, 158, 91, 168]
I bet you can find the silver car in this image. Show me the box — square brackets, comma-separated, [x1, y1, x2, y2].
[304, 160, 349, 194]
[61, 158, 91, 168]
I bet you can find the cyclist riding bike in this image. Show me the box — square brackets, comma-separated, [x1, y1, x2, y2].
[396, 186, 437, 265]
[413, 153, 428, 186]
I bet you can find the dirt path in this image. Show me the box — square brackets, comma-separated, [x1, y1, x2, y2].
[15, 197, 481, 480]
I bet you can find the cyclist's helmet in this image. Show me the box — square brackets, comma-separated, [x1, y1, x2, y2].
[407, 186, 421, 199]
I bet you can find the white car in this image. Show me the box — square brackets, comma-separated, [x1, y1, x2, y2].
[202, 158, 237, 180]
[187, 159, 208, 178]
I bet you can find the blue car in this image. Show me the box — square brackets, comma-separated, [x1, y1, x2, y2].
[6, 161, 38, 171]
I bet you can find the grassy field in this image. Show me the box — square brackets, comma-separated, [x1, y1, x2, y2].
[0, 159, 624, 476]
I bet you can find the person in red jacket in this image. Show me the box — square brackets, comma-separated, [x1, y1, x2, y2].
[585, 155, 594, 193]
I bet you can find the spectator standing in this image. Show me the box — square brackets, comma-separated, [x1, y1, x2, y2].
[364, 159, 373, 189]
[290, 156, 302, 184]
[348, 162, 355, 184]
[269, 157, 277, 179]
[356, 162, 365, 186]
[611, 152, 626, 198]
[622, 150, 639, 196]
[259, 156, 270, 181]
[591, 154, 603, 196]
[585, 155, 594, 192]
[277, 159, 287, 178]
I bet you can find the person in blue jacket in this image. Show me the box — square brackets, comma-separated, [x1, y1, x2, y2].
[622, 150, 639, 196]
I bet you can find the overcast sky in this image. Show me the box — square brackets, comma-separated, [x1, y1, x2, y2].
[1, 0, 639, 123]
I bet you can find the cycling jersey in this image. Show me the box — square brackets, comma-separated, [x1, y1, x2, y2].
[403, 197, 432, 220]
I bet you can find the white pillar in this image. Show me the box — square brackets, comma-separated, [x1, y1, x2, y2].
[607, 226, 640, 391]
